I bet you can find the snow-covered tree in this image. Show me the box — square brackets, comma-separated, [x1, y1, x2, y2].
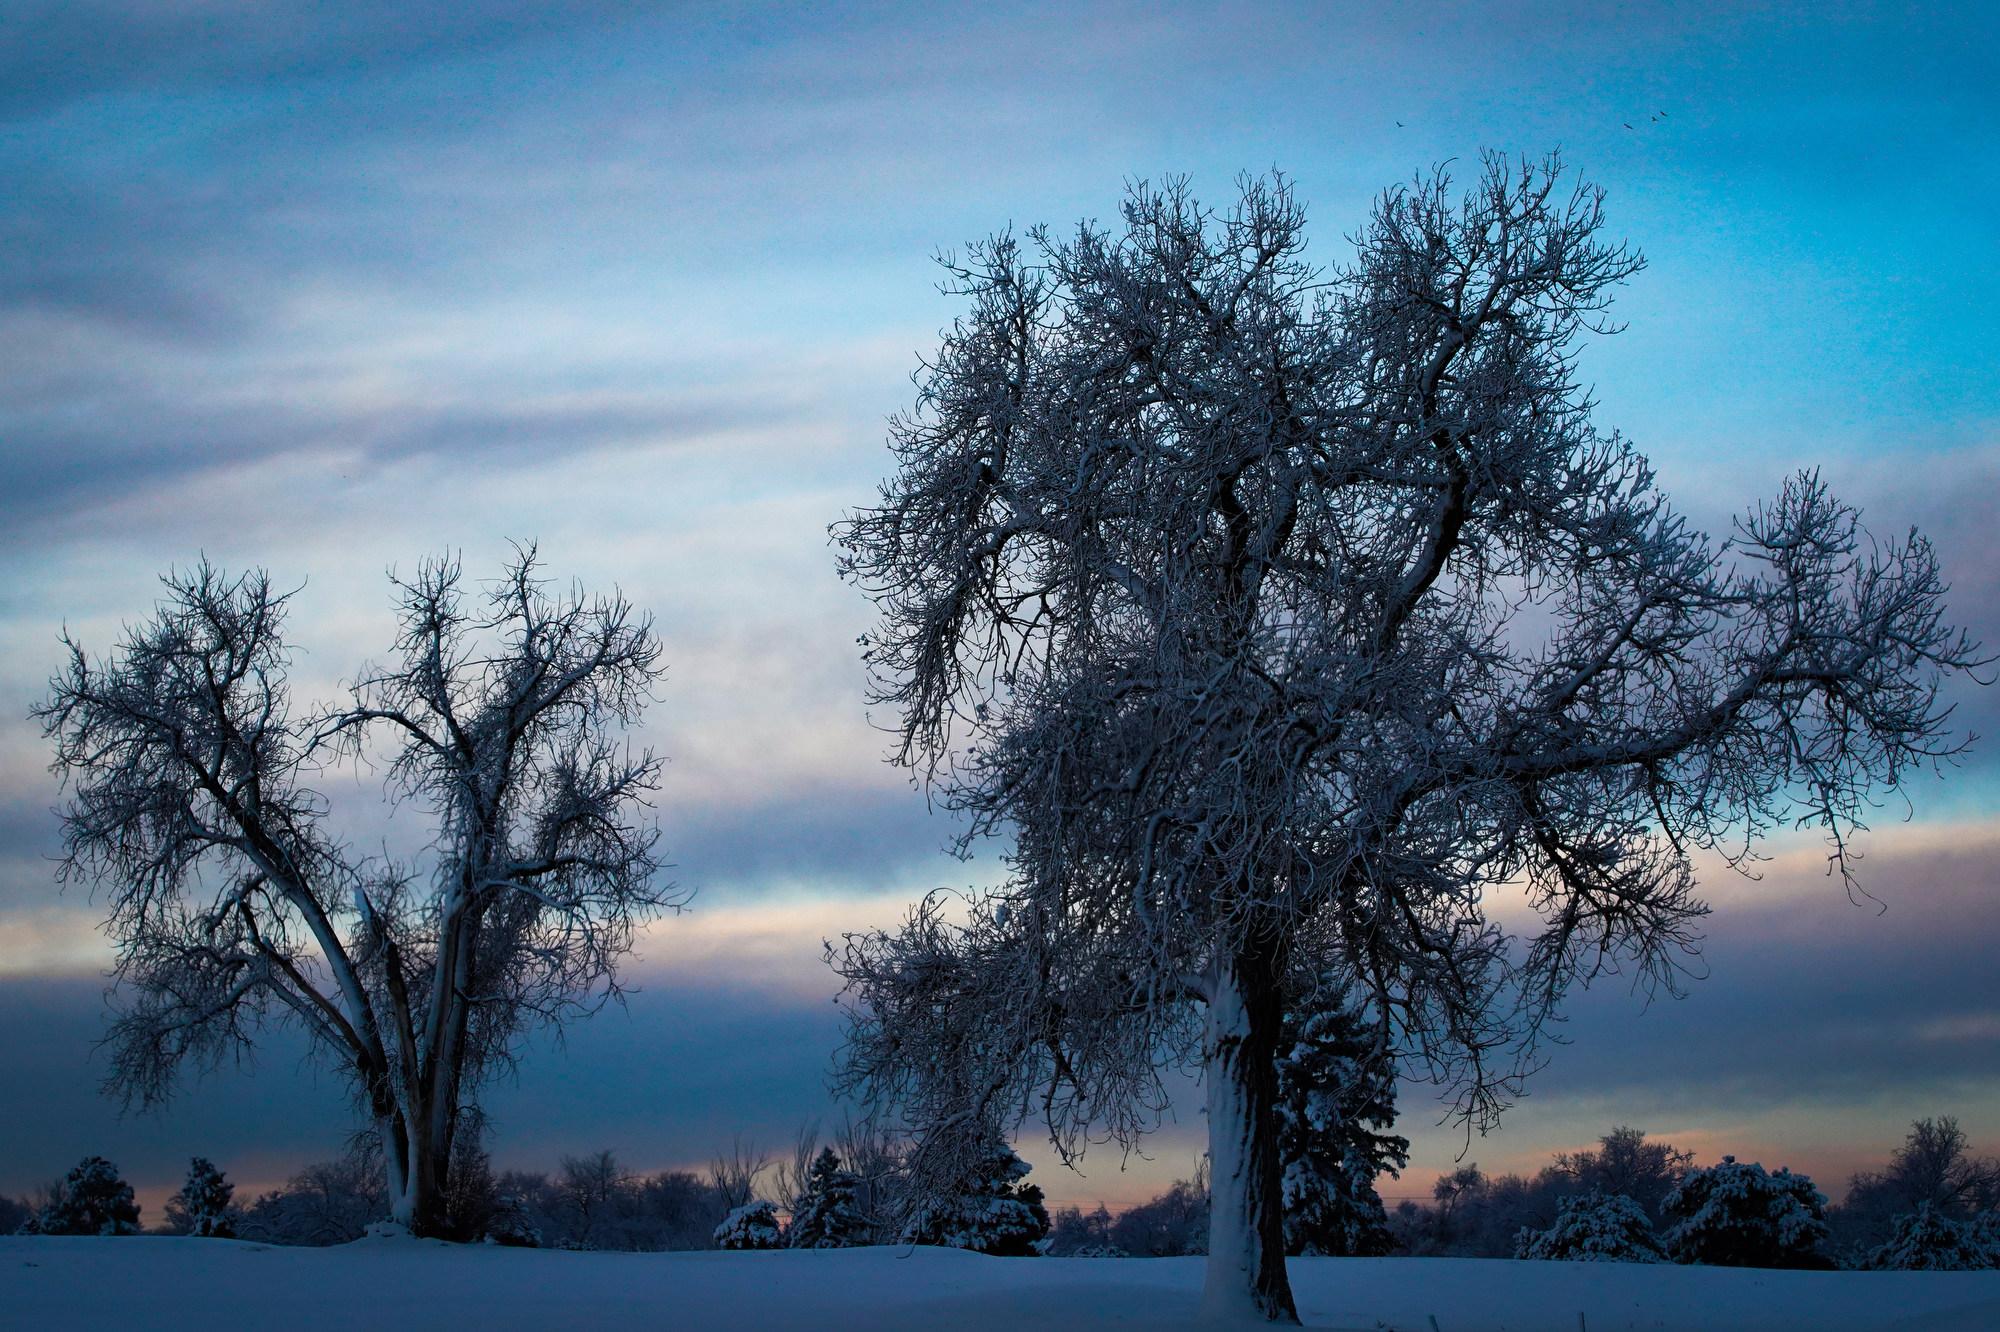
[1275, 988, 1407, 1256]
[1046, 1203, 1124, 1257]
[830, 154, 1982, 1319]
[714, 1200, 785, 1251]
[35, 550, 679, 1236]
[163, 1157, 237, 1238]
[35, 1156, 142, 1236]
[1551, 1126, 1693, 1225]
[787, 1148, 869, 1249]
[1663, 1156, 1833, 1269]
[1866, 1202, 1996, 1271]
[1515, 1189, 1664, 1263]
[900, 1131, 1049, 1256]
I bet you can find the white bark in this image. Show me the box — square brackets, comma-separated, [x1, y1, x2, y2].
[1201, 972, 1262, 1322]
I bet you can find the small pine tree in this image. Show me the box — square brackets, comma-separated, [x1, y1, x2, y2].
[1867, 1203, 1995, 1271]
[164, 1157, 237, 1238]
[787, 1148, 869, 1249]
[36, 1157, 142, 1236]
[1663, 1156, 1832, 1269]
[714, 1200, 785, 1250]
[1515, 1190, 1665, 1263]
[1274, 988, 1409, 1257]
[900, 1135, 1050, 1256]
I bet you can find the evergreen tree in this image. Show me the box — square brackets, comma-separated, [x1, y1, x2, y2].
[164, 1157, 237, 1238]
[36, 1156, 142, 1236]
[1867, 1203, 1996, 1271]
[714, 1200, 785, 1250]
[901, 1135, 1050, 1256]
[1515, 1189, 1665, 1263]
[1662, 1156, 1833, 1269]
[1274, 991, 1408, 1256]
[787, 1148, 868, 1249]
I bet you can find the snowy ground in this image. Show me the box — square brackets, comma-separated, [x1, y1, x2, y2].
[4, 1235, 1997, 1331]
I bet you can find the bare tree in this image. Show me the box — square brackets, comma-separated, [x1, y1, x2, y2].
[36, 548, 679, 1236]
[772, 1120, 822, 1218]
[709, 1135, 770, 1211]
[556, 1150, 630, 1250]
[1849, 1117, 2000, 1223]
[830, 155, 1985, 1320]
[833, 1111, 907, 1241]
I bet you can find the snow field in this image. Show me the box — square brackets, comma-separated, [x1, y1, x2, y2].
[5, 1236, 1999, 1332]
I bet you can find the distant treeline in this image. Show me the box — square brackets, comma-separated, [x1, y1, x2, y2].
[9, 1115, 1998, 1272]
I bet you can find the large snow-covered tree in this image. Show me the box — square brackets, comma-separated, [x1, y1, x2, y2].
[829, 153, 1983, 1321]
[36, 549, 677, 1237]
[32, 1156, 143, 1236]
[1662, 1157, 1833, 1269]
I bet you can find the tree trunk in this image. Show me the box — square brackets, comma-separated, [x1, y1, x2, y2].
[1200, 939, 1299, 1324]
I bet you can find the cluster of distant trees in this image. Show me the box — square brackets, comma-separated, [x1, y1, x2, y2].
[15, 1110, 1998, 1275]
[1381, 1117, 1999, 1271]
[1031, 1115, 2000, 1275]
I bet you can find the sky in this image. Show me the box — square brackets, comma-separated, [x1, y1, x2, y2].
[2, 0, 1997, 1220]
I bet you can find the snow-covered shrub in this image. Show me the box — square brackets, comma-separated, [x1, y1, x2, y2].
[1514, 1189, 1664, 1263]
[1662, 1156, 1832, 1268]
[1866, 1203, 1996, 1271]
[1275, 991, 1408, 1257]
[787, 1149, 869, 1249]
[714, 1201, 784, 1250]
[900, 1137, 1049, 1256]
[484, 1192, 542, 1248]
[164, 1157, 237, 1237]
[234, 1147, 386, 1247]
[36, 1156, 142, 1236]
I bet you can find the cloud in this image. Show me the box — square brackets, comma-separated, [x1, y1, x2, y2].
[0, 2, 653, 123]
[1389, 821, 2000, 1189]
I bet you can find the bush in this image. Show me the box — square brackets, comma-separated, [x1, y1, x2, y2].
[236, 1147, 386, 1247]
[1867, 1203, 1996, 1271]
[35, 1157, 142, 1236]
[714, 1201, 785, 1250]
[1515, 1190, 1664, 1263]
[1663, 1157, 1832, 1269]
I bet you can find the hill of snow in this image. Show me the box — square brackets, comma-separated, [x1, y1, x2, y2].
[5, 1235, 1997, 1331]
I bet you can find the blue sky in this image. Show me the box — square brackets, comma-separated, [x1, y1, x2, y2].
[2, 0, 1996, 1214]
